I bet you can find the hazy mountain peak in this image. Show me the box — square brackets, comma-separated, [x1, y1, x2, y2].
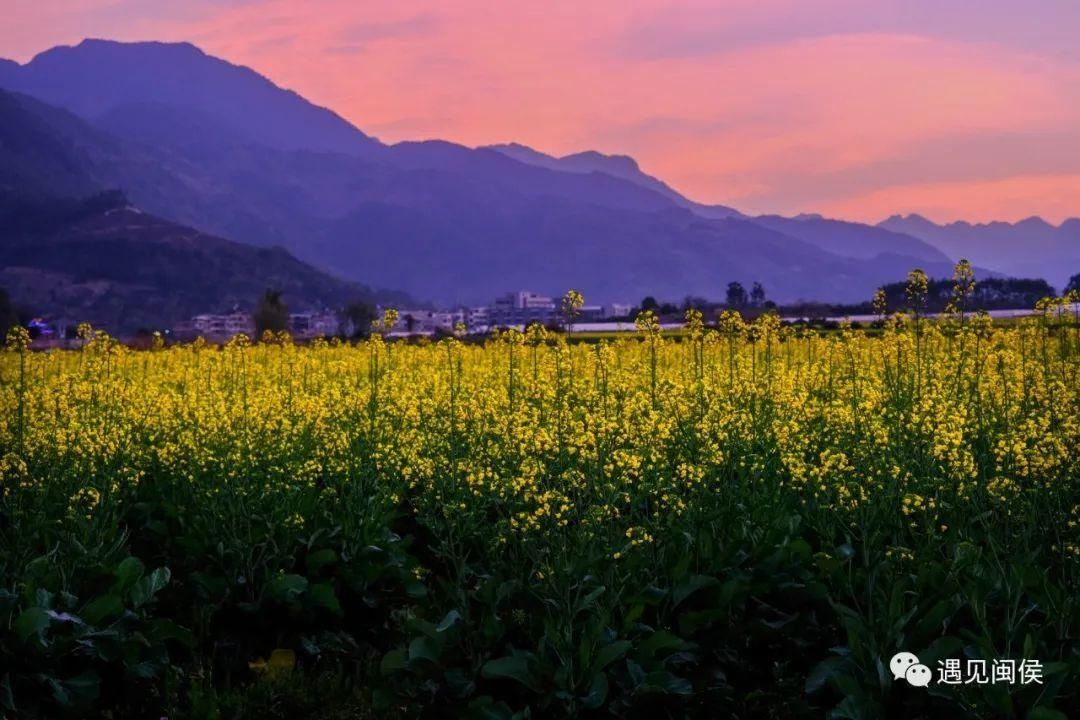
[1015, 215, 1052, 229]
[560, 150, 640, 175]
[881, 213, 933, 226]
[3, 38, 379, 156]
[36, 37, 205, 60]
[485, 141, 741, 219]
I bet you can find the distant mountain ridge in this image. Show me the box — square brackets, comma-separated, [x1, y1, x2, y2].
[486, 142, 743, 219]
[879, 214, 1080, 290]
[0, 39, 1041, 307]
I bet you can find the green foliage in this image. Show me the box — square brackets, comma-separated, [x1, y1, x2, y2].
[0, 548, 179, 717]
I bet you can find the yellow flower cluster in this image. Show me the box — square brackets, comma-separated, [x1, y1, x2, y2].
[0, 313, 1076, 564]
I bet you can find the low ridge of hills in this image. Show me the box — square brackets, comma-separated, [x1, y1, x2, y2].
[0, 190, 404, 333]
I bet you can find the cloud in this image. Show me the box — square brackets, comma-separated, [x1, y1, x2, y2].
[327, 13, 439, 54]
[340, 13, 438, 44]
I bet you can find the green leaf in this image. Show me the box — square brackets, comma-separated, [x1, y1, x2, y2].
[437, 609, 463, 633]
[308, 582, 342, 615]
[623, 603, 645, 628]
[640, 670, 692, 696]
[130, 567, 171, 607]
[380, 648, 408, 676]
[590, 640, 632, 674]
[112, 557, 145, 594]
[574, 586, 606, 616]
[920, 636, 963, 667]
[481, 653, 541, 692]
[126, 661, 165, 680]
[45, 611, 83, 626]
[639, 630, 684, 661]
[678, 608, 725, 634]
[445, 668, 477, 698]
[672, 575, 719, 608]
[13, 607, 50, 644]
[53, 672, 100, 708]
[582, 672, 609, 709]
[1028, 708, 1067, 720]
[151, 618, 195, 646]
[805, 655, 849, 694]
[306, 549, 338, 575]
[408, 636, 440, 664]
[404, 578, 427, 599]
[82, 594, 124, 625]
[264, 574, 308, 604]
[466, 696, 516, 720]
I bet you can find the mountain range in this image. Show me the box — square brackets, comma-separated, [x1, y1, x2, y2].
[0, 38, 1076, 329]
[879, 214, 1080, 286]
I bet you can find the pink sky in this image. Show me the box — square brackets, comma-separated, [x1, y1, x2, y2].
[5, 0, 1080, 223]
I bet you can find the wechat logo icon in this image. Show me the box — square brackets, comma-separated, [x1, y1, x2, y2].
[890, 652, 932, 687]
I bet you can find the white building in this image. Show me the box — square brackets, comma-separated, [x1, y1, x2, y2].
[490, 291, 557, 326]
[289, 312, 339, 339]
[391, 309, 467, 336]
[189, 312, 255, 339]
[603, 303, 633, 319]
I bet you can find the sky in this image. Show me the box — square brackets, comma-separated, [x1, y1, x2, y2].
[4, 0, 1080, 224]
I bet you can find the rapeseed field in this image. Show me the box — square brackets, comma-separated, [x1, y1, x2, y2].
[1, 292, 1078, 718]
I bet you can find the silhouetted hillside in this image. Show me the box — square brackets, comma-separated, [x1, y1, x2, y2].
[0, 192, 408, 333]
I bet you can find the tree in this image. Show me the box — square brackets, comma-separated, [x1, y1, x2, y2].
[340, 301, 376, 338]
[0, 288, 18, 340]
[726, 282, 747, 309]
[750, 281, 766, 307]
[1067, 273, 1080, 295]
[254, 289, 289, 338]
[641, 296, 659, 313]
